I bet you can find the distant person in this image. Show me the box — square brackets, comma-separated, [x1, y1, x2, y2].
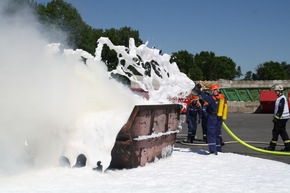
[73, 154, 87, 168]
[264, 84, 290, 151]
[184, 95, 202, 143]
[93, 161, 103, 172]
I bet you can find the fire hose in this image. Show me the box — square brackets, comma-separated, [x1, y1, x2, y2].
[179, 123, 290, 155]
[222, 122, 290, 156]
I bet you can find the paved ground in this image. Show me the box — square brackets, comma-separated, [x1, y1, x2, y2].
[175, 113, 290, 164]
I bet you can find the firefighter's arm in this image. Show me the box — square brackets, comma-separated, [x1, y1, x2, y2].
[273, 98, 285, 122]
[192, 83, 203, 95]
[276, 98, 285, 118]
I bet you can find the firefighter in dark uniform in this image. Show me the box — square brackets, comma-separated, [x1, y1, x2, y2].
[192, 83, 221, 154]
[185, 95, 202, 143]
[264, 84, 290, 151]
[200, 100, 208, 142]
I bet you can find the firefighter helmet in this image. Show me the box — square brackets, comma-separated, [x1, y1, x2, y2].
[210, 83, 220, 90]
[271, 84, 283, 91]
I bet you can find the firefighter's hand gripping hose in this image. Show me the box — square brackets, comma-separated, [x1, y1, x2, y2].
[222, 122, 290, 156]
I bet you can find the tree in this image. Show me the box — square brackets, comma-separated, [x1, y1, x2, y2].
[244, 71, 253, 80]
[194, 51, 216, 80]
[100, 27, 143, 71]
[170, 50, 203, 80]
[79, 27, 103, 55]
[255, 61, 288, 80]
[37, 0, 90, 49]
[102, 27, 142, 47]
[214, 56, 237, 80]
[281, 61, 290, 79]
[235, 66, 242, 79]
[193, 51, 239, 80]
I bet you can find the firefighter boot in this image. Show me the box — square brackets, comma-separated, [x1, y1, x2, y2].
[190, 136, 195, 143]
[264, 141, 276, 151]
[280, 141, 290, 151]
[264, 146, 275, 151]
[182, 135, 192, 143]
[203, 134, 207, 143]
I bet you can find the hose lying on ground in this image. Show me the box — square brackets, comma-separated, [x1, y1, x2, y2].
[180, 140, 282, 146]
[178, 134, 283, 146]
[222, 122, 290, 156]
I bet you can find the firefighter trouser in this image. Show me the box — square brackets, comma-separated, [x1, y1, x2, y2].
[187, 118, 198, 139]
[202, 115, 208, 140]
[269, 119, 290, 150]
[216, 117, 223, 152]
[206, 114, 219, 153]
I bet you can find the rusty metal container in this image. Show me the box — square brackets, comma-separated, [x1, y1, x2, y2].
[109, 104, 181, 169]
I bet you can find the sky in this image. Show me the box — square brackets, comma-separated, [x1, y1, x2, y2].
[35, 0, 290, 75]
[1, 148, 290, 193]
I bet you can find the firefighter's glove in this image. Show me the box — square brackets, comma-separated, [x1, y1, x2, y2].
[192, 83, 202, 96]
[196, 83, 202, 89]
[272, 116, 279, 123]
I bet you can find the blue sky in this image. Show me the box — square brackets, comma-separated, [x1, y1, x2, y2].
[35, 0, 290, 75]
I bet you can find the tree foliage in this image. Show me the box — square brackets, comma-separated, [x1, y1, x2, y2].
[244, 71, 253, 80]
[171, 51, 241, 81]
[37, 0, 89, 49]
[101, 27, 143, 71]
[254, 61, 289, 80]
[36, 0, 143, 73]
[236, 66, 243, 78]
[170, 50, 203, 80]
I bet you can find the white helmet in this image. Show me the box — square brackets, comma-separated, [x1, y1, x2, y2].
[272, 84, 283, 91]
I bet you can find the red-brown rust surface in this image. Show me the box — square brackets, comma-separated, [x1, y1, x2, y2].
[110, 104, 181, 169]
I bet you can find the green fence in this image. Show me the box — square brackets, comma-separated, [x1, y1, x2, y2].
[220, 88, 289, 102]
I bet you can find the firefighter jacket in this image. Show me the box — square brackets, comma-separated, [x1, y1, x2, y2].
[274, 94, 290, 119]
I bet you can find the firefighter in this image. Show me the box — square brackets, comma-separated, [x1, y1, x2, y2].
[192, 83, 221, 154]
[93, 161, 103, 172]
[185, 95, 202, 143]
[264, 84, 290, 151]
[200, 100, 208, 142]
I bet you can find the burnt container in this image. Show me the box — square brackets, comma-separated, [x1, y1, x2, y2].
[109, 104, 181, 169]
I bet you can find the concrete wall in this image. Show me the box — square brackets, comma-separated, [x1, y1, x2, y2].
[228, 101, 261, 114]
[217, 79, 290, 89]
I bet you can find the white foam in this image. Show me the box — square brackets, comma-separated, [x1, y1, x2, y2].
[0, 3, 194, 173]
